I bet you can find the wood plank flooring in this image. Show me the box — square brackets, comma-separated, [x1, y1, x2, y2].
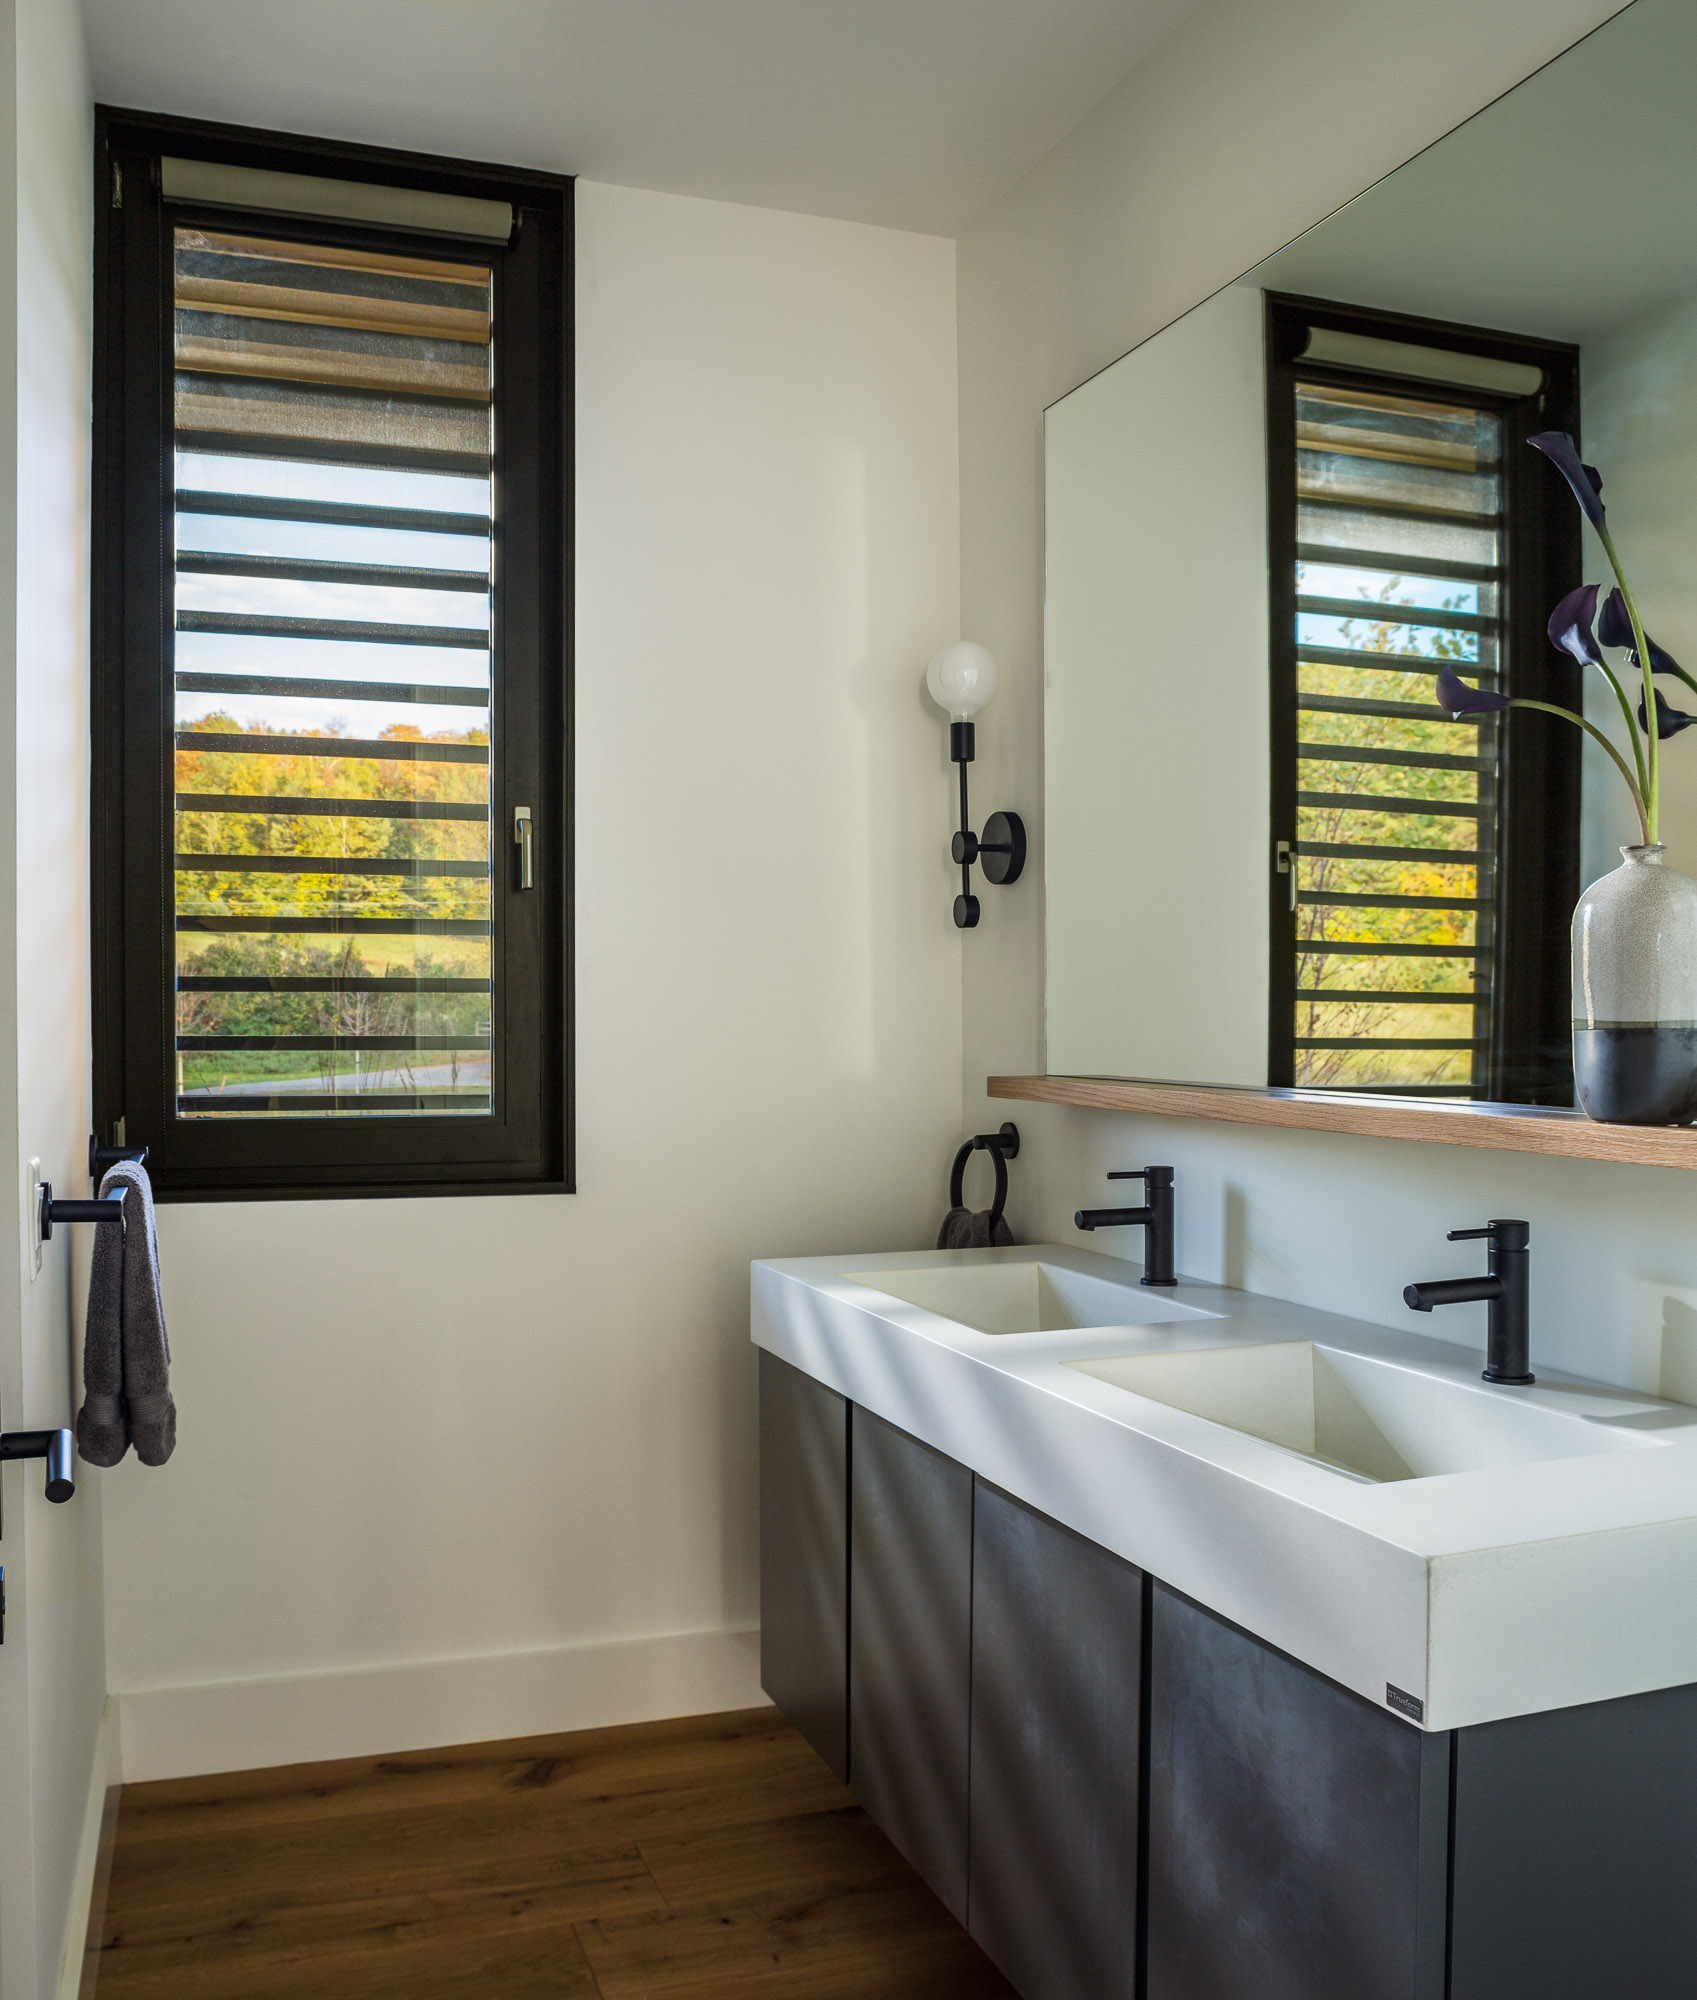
[90, 1706, 1019, 1999]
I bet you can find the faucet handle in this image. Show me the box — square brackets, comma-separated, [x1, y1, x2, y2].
[1447, 1219, 1530, 1247]
[1108, 1165, 1173, 1185]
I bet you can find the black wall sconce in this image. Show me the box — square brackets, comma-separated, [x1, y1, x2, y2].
[926, 642, 1026, 929]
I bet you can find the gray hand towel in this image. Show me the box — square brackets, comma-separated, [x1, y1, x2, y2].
[75, 1160, 175, 1468]
[937, 1206, 1013, 1249]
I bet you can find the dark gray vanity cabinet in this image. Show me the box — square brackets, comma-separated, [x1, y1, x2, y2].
[848, 1405, 975, 1920]
[1146, 1583, 1448, 2000]
[1145, 1584, 1697, 2000]
[968, 1481, 1144, 2000]
[1447, 1679, 1697, 2000]
[757, 1351, 849, 1782]
[758, 1363, 1697, 2000]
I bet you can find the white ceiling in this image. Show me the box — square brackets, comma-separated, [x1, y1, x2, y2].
[82, 0, 1203, 237]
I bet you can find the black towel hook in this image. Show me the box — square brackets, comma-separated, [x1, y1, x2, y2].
[948, 1122, 1020, 1230]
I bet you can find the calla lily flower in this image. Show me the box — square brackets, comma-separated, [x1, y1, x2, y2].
[1523, 435, 1670, 844]
[1528, 432, 1607, 529]
[1596, 586, 1630, 649]
[1597, 586, 1683, 674]
[1548, 582, 1603, 667]
[1638, 686, 1697, 738]
[1436, 665, 1510, 717]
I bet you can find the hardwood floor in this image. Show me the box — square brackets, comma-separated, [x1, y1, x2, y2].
[90, 1707, 1019, 1999]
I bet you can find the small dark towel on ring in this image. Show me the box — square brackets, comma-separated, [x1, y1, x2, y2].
[75, 1160, 175, 1468]
[937, 1206, 1014, 1249]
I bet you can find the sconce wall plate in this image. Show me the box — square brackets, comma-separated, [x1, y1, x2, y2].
[978, 811, 1027, 886]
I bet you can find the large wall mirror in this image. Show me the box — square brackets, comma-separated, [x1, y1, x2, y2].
[1045, 0, 1694, 1107]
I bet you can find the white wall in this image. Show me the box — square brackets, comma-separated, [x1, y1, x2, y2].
[1045, 280, 1267, 1083]
[0, 0, 105, 1992]
[955, 0, 1697, 1398]
[104, 181, 965, 1780]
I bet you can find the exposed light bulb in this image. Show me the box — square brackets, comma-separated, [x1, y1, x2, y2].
[926, 641, 998, 722]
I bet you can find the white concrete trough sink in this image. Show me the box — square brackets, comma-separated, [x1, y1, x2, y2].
[843, 1257, 1215, 1335]
[752, 1242, 1697, 1728]
[1068, 1340, 1663, 1484]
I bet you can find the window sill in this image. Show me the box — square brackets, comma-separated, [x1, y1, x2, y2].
[150, 1174, 573, 1204]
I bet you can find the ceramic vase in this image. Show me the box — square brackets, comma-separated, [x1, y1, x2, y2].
[1572, 844, 1697, 1124]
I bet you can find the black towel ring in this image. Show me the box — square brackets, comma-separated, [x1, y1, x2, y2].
[949, 1122, 1020, 1230]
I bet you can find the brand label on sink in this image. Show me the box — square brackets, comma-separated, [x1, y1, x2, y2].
[1385, 1683, 1424, 1723]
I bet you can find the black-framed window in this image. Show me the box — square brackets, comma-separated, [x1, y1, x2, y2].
[92, 109, 572, 1199]
[1265, 294, 1580, 1106]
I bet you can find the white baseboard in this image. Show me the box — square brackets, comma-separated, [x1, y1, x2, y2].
[56, 1698, 121, 2000]
[116, 1625, 769, 1784]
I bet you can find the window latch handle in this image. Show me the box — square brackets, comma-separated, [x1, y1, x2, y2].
[513, 806, 534, 891]
[1274, 838, 1297, 912]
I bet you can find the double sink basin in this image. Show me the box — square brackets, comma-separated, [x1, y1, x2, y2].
[846, 1256, 1659, 1486]
[754, 1244, 1697, 1731]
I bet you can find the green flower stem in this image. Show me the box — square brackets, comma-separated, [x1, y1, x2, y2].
[1510, 696, 1650, 844]
[1590, 652, 1649, 802]
[1596, 521, 1659, 841]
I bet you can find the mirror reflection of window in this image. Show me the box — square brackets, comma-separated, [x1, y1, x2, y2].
[1289, 380, 1502, 1095]
[1267, 300, 1582, 1104]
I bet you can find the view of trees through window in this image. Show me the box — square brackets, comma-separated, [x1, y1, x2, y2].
[174, 718, 490, 1103]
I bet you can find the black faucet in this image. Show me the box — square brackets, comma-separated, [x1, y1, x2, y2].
[1403, 1219, 1533, 1385]
[1075, 1167, 1175, 1286]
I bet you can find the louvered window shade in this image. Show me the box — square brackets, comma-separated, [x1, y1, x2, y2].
[1288, 377, 1503, 1095]
[160, 157, 514, 240]
[93, 111, 571, 1197]
[173, 229, 496, 1117]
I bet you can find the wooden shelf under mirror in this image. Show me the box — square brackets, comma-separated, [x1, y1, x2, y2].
[986, 1076, 1697, 1172]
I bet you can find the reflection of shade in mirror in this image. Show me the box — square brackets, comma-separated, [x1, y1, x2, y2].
[1268, 298, 1583, 1105]
[1288, 375, 1500, 1093]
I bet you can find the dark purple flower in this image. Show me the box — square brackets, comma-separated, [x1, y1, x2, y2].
[1598, 586, 1683, 675]
[1528, 432, 1606, 530]
[1638, 687, 1697, 738]
[1436, 665, 1510, 718]
[1548, 583, 1602, 667]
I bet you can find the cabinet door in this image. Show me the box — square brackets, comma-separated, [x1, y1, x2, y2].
[758, 1351, 849, 1782]
[1449, 1678, 1697, 2000]
[1147, 1583, 1446, 2000]
[969, 1480, 1144, 2000]
[849, 1405, 974, 1920]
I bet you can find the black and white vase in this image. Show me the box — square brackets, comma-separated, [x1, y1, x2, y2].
[1572, 844, 1697, 1124]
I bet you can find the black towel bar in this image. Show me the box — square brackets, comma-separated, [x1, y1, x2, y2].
[0, 1429, 74, 1502]
[39, 1185, 125, 1243]
[89, 1137, 148, 1178]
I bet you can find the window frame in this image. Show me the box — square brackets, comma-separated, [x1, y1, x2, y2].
[1264, 291, 1582, 1107]
[92, 107, 574, 1200]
